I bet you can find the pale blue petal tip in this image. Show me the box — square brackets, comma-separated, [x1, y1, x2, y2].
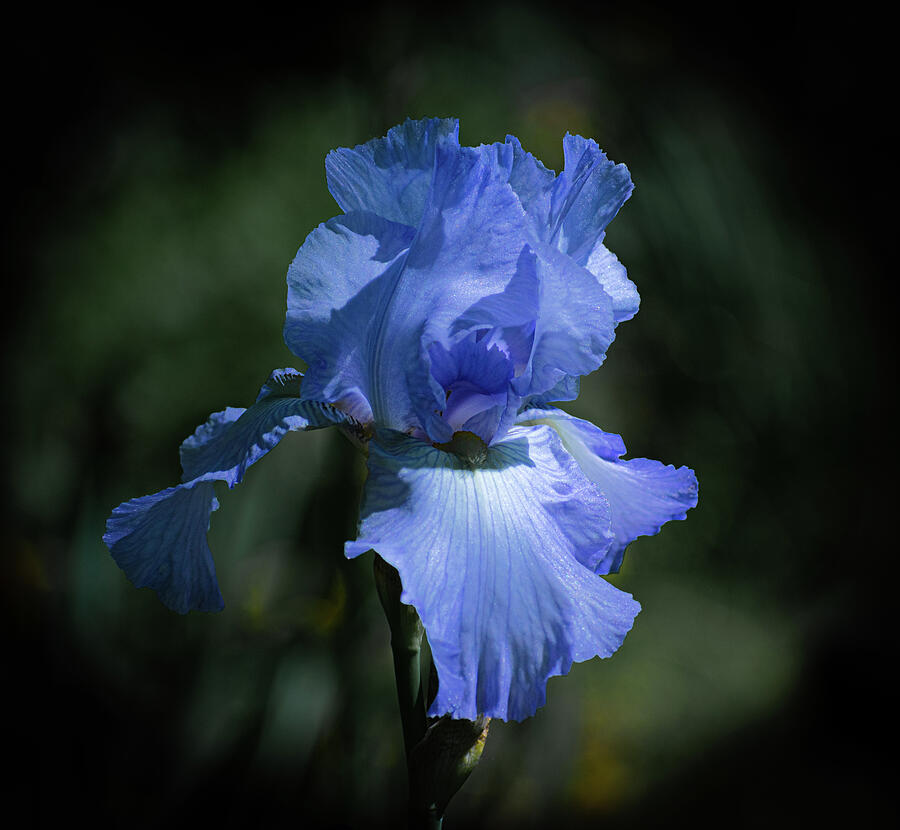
[517, 407, 699, 574]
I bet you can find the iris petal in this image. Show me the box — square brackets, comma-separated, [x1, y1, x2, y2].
[451, 243, 615, 418]
[104, 370, 360, 613]
[550, 134, 634, 263]
[426, 334, 515, 444]
[505, 134, 555, 226]
[345, 425, 639, 721]
[583, 241, 639, 324]
[104, 482, 223, 614]
[506, 133, 638, 325]
[290, 139, 534, 436]
[521, 244, 615, 397]
[325, 117, 460, 228]
[518, 407, 699, 574]
[526, 374, 581, 406]
[285, 212, 417, 424]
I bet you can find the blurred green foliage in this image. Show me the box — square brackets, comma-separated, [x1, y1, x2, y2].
[5, 4, 885, 828]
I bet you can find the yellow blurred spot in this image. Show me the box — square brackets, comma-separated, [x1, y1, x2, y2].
[14, 541, 50, 591]
[307, 571, 346, 635]
[244, 583, 267, 631]
[238, 555, 347, 636]
[519, 86, 596, 170]
[568, 732, 631, 812]
[2, 541, 51, 627]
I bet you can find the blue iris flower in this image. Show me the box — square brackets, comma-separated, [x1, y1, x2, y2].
[104, 118, 698, 721]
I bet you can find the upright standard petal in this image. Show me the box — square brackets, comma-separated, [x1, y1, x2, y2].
[378, 141, 531, 433]
[325, 117, 460, 228]
[506, 133, 638, 324]
[549, 134, 633, 263]
[505, 134, 555, 227]
[550, 135, 638, 323]
[288, 140, 535, 437]
[345, 425, 640, 722]
[104, 370, 361, 613]
[285, 212, 417, 424]
[451, 243, 615, 410]
[518, 407, 699, 574]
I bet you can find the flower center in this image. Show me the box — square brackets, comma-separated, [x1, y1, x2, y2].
[434, 430, 489, 466]
[428, 331, 515, 444]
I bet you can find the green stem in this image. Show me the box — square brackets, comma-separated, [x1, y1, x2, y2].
[391, 633, 426, 758]
[373, 554, 426, 759]
[410, 806, 443, 830]
[374, 554, 490, 829]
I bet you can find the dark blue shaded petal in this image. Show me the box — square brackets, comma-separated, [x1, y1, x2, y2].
[325, 117, 460, 227]
[518, 407, 699, 574]
[104, 482, 223, 614]
[346, 425, 638, 721]
[104, 369, 360, 613]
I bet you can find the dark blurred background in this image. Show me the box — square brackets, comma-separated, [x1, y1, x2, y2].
[3, 2, 893, 827]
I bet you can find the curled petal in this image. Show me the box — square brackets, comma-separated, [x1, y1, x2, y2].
[583, 241, 639, 324]
[550, 134, 633, 264]
[518, 407, 699, 574]
[104, 370, 359, 613]
[346, 425, 639, 721]
[450, 244, 615, 426]
[506, 133, 638, 324]
[521, 244, 615, 397]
